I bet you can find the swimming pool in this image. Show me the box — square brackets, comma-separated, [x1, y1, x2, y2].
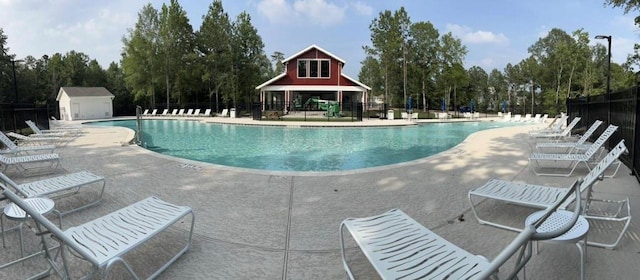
[90, 120, 520, 172]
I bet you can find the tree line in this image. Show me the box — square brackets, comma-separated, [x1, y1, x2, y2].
[360, 6, 638, 117]
[1, 1, 639, 116]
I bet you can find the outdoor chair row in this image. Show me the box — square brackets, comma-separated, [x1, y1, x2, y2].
[341, 138, 630, 279]
[0, 126, 195, 279]
[341, 178, 584, 279]
[529, 123, 621, 177]
[143, 108, 212, 117]
[0, 119, 87, 176]
[504, 113, 548, 123]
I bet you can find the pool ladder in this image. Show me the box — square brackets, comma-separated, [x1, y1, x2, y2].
[135, 106, 143, 146]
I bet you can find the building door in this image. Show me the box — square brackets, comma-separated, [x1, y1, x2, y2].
[71, 103, 81, 120]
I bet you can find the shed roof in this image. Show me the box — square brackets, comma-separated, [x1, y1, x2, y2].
[56, 87, 115, 101]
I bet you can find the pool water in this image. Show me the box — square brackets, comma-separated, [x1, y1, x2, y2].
[90, 120, 520, 172]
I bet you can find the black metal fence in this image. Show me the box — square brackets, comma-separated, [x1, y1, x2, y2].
[0, 103, 52, 132]
[566, 86, 639, 182]
[257, 101, 375, 121]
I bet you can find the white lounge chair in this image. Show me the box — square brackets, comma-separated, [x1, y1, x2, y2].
[49, 116, 82, 129]
[341, 180, 583, 279]
[177, 109, 185, 117]
[538, 114, 548, 123]
[470, 140, 630, 249]
[6, 132, 62, 145]
[184, 109, 193, 117]
[161, 108, 169, 116]
[0, 171, 104, 215]
[535, 120, 603, 153]
[529, 117, 581, 140]
[529, 124, 619, 177]
[193, 109, 201, 116]
[203, 109, 212, 117]
[502, 112, 512, 121]
[531, 113, 541, 123]
[142, 109, 149, 116]
[220, 108, 228, 117]
[530, 115, 567, 133]
[171, 109, 179, 116]
[401, 112, 408, 120]
[0, 153, 61, 177]
[25, 121, 69, 137]
[0, 132, 55, 155]
[149, 108, 158, 117]
[0, 185, 195, 280]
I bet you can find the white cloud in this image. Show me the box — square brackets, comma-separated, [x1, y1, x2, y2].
[611, 36, 635, 64]
[350, 1, 373, 16]
[256, 0, 292, 24]
[0, 1, 140, 67]
[480, 57, 495, 68]
[446, 24, 508, 45]
[611, 15, 638, 33]
[256, 0, 346, 26]
[293, 0, 346, 26]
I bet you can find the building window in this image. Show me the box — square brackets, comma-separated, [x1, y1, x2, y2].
[297, 59, 330, 79]
[320, 60, 329, 77]
[298, 60, 307, 78]
[310, 60, 318, 77]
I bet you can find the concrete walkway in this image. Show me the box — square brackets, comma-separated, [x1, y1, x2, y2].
[1, 117, 639, 279]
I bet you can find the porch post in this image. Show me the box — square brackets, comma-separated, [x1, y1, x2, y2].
[285, 90, 290, 113]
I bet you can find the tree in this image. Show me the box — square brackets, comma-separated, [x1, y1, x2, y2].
[368, 9, 405, 106]
[466, 66, 488, 110]
[122, 3, 160, 107]
[488, 69, 507, 110]
[409, 21, 440, 112]
[198, 0, 233, 112]
[439, 32, 467, 68]
[528, 28, 574, 110]
[270, 51, 285, 75]
[230, 12, 269, 110]
[158, 0, 195, 108]
[106, 62, 134, 116]
[358, 55, 383, 105]
[85, 59, 107, 87]
[0, 28, 14, 103]
[439, 63, 469, 113]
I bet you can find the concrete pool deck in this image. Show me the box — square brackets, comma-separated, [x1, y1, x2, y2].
[1, 116, 639, 279]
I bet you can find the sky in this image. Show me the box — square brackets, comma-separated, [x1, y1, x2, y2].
[1, 0, 638, 78]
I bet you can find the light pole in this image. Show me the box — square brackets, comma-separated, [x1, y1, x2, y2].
[530, 80, 534, 115]
[595, 35, 611, 123]
[10, 59, 20, 103]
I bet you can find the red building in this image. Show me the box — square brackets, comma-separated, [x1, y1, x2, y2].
[256, 44, 370, 113]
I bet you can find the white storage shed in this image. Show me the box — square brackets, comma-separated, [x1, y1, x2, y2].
[56, 87, 115, 120]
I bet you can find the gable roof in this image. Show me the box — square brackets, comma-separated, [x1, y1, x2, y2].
[342, 73, 371, 90]
[282, 44, 346, 65]
[56, 87, 114, 100]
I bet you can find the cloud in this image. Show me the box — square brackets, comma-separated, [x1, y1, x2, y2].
[350, 1, 373, 16]
[446, 24, 509, 45]
[256, 0, 346, 26]
[293, 0, 346, 26]
[611, 15, 638, 33]
[0, 1, 139, 67]
[256, 0, 292, 23]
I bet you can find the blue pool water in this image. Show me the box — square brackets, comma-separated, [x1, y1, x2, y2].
[90, 120, 520, 172]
